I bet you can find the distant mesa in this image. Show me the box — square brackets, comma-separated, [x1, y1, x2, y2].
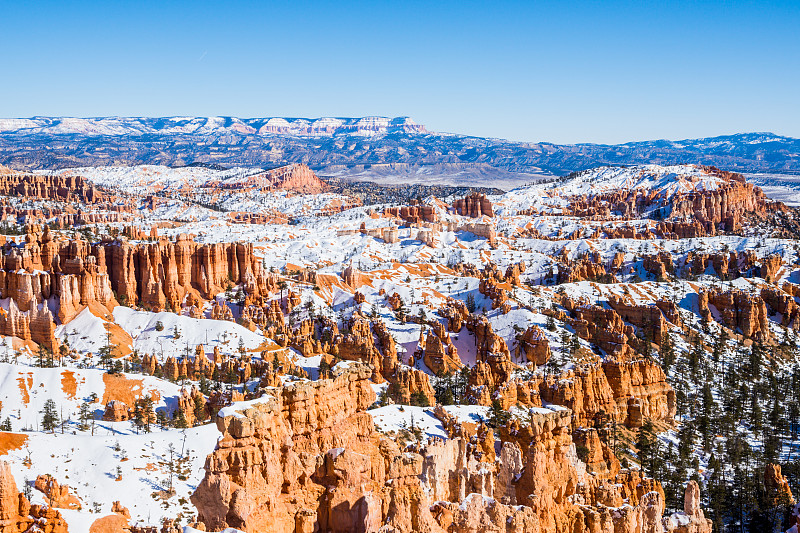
[0, 116, 428, 137]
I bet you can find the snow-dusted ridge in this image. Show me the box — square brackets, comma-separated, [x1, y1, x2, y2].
[0, 116, 427, 137]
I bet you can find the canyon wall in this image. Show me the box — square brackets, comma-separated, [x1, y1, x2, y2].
[191, 362, 703, 533]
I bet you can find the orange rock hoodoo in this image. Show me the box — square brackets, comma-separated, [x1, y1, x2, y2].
[191, 363, 701, 533]
[453, 192, 494, 218]
[699, 288, 770, 341]
[0, 172, 109, 204]
[384, 202, 438, 225]
[0, 461, 69, 533]
[0, 225, 274, 354]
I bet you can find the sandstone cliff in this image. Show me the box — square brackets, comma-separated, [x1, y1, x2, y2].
[191, 363, 695, 533]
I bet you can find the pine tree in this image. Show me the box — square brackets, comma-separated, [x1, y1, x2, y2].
[156, 410, 167, 430]
[688, 332, 703, 381]
[636, 419, 657, 477]
[193, 395, 205, 425]
[78, 401, 92, 431]
[699, 381, 714, 452]
[174, 408, 188, 429]
[466, 293, 476, 314]
[706, 447, 728, 532]
[318, 358, 330, 380]
[199, 375, 211, 395]
[434, 373, 455, 405]
[569, 332, 580, 357]
[36, 345, 54, 368]
[136, 396, 155, 433]
[660, 331, 676, 373]
[488, 398, 511, 429]
[40, 399, 59, 432]
[97, 345, 114, 371]
[410, 390, 430, 407]
[0, 417, 11, 431]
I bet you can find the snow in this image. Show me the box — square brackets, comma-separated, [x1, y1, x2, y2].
[112, 307, 266, 362]
[2, 420, 219, 527]
[218, 396, 273, 419]
[368, 405, 447, 441]
[0, 363, 184, 432]
[0, 161, 798, 529]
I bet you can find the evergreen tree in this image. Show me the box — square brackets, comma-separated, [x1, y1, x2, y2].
[488, 398, 511, 429]
[410, 390, 430, 407]
[706, 447, 728, 533]
[466, 293, 476, 314]
[688, 332, 703, 381]
[433, 373, 455, 405]
[636, 419, 657, 477]
[199, 375, 211, 395]
[156, 410, 167, 430]
[660, 331, 676, 373]
[193, 395, 206, 425]
[40, 399, 59, 432]
[136, 395, 155, 433]
[174, 408, 188, 429]
[97, 344, 114, 371]
[78, 401, 92, 431]
[318, 358, 331, 380]
[699, 381, 715, 452]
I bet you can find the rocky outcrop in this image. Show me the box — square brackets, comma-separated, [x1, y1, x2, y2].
[761, 286, 800, 330]
[538, 359, 675, 428]
[558, 253, 608, 284]
[668, 168, 772, 233]
[0, 227, 273, 340]
[191, 363, 378, 532]
[384, 202, 438, 225]
[663, 481, 712, 533]
[700, 288, 770, 341]
[453, 193, 493, 218]
[34, 474, 81, 510]
[223, 164, 327, 194]
[0, 172, 109, 204]
[419, 321, 462, 376]
[102, 400, 131, 422]
[763, 463, 794, 507]
[192, 364, 685, 533]
[0, 461, 69, 533]
[458, 222, 496, 245]
[643, 252, 673, 279]
[515, 324, 551, 366]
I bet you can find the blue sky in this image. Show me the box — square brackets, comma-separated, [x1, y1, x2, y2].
[0, 0, 798, 144]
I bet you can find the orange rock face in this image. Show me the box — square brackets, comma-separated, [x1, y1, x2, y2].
[663, 480, 713, 533]
[34, 474, 81, 510]
[419, 321, 463, 376]
[191, 364, 685, 533]
[220, 163, 328, 195]
[453, 192, 494, 218]
[102, 400, 131, 422]
[0, 172, 108, 204]
[515, 324, 551, 365]
[0, 461, 69, 533]
[764, 463, 794, 507]
[385, 202, 438, 224]
[700, 288, 770, 341]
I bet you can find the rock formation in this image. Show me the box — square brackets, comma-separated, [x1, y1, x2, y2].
[663, 481, 712, 533]
[453, 193, 494, 218]
[0, 172, 109, 204]
[191, 363, 688, 533]
[0, 461, 69, 533]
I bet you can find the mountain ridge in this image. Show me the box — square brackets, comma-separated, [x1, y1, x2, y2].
[0, 116, 798, 180]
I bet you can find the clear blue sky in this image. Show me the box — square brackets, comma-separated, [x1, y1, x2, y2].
[1, 0, 798, 144]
